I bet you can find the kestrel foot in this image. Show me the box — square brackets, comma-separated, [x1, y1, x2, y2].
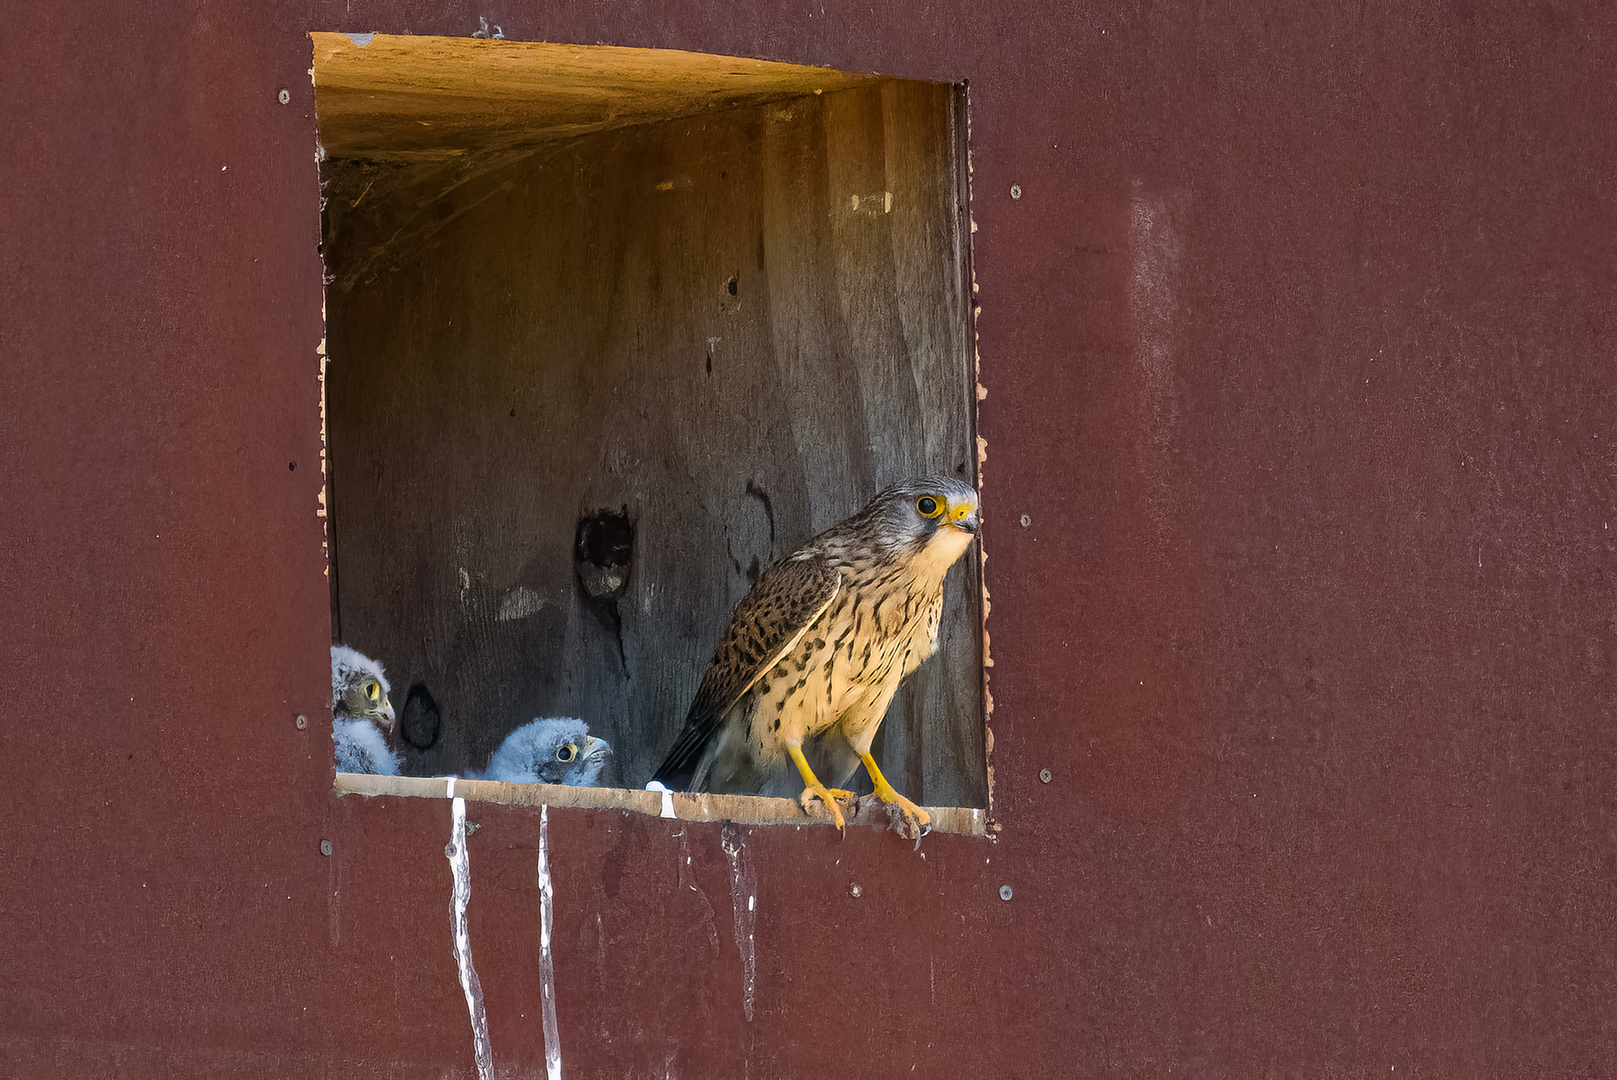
[797, 784, 856, 829]
[860, 751, 931, 839]
[879, 794, 931, 841]
[786, 743, 851, 831]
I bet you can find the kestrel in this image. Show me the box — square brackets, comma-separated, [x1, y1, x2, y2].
[480, 717, 613, 786]
[331, 645, 402, 775]
[652, 475, 981, 835]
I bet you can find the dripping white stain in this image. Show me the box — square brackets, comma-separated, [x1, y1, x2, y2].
[538, 805, 563, 1080]
[646, 779, 678, 818]
[720, 823, 757, 1022]
[447, 791, 494, 1080]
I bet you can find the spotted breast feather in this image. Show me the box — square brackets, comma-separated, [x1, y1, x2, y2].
[651, 553, 841, 790]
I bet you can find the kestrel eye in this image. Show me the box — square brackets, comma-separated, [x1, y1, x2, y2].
[916, 496, 942, 518]
[366, 682, 379, 702]
[556, 744, 577, 763]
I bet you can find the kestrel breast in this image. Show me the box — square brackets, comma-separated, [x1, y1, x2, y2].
[755, 570, 928, 751]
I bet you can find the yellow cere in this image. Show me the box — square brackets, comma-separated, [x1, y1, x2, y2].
[950, 502, 973, 522]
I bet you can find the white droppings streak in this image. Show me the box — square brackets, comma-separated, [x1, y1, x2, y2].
[537, 806, 563, 1080]
[447, 796, 494, 1080]
[646, 780, 678, 818]
[720, 823, 757, 1022]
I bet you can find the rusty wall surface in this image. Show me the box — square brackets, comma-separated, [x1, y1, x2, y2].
[4, 2, 1615, 1077]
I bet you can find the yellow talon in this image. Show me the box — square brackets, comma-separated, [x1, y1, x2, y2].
[786, 744, 852, 830]
[797, 785, 855, 828]
[860, 752, 931, 838]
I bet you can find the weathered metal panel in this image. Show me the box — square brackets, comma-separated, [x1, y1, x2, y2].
[4, 1, 1616, 1077]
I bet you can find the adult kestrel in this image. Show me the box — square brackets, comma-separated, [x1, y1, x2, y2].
[652, 475, 981, 835]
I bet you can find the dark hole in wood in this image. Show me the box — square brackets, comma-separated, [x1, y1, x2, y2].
[288, 461, 296, 471]
[399, 683, 442, 750]
[575, 507, 633, 601]
[726, 276, 738, 296]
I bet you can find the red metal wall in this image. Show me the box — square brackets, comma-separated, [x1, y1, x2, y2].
[5, 2, 1615, 1076]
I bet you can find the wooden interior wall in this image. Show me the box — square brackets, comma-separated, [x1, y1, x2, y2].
[326, 80, 985, 804]
[6, 2, 1617, 1078]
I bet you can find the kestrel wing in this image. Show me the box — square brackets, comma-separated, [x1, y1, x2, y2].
[652, 554, 841, 788]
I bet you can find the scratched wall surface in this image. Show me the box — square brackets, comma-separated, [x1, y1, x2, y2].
[4, 3, 1616, 1078]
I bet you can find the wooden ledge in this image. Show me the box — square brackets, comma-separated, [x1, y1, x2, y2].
[335, 772, 987, 837]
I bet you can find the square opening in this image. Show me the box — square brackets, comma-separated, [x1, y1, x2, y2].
[313, 33, 986, 831]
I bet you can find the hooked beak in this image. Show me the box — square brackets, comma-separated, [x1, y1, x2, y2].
[377, 702, 397, 735]
[951, 510, 981, 534]
[581, 735, 610, 760]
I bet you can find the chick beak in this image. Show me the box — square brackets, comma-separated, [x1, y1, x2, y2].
[953, 510, 981, 534]
[381, 702, 397, 735]
[581, 735, 609, 760]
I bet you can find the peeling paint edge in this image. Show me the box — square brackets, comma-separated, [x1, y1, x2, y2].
[958, 82, 999, 839]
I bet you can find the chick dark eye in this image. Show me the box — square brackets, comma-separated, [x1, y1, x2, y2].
[916, 496, 942, 518]
[556, 744, 577, 763]
[366, 682, 379, 702]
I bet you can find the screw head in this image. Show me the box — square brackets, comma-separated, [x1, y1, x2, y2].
[999, 884, 1013, 901]
[295, 714, 308, 730]
[850, 883, 863, 898]
[277, 88, 290, 105]
[1039, 768, 1052, 783]
[1010, 184, 1022, 200]
[1020, 514, 1031, 528]
[319, 839, 332, 857]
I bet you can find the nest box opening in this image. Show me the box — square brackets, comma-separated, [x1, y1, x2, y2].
[313, 33, 988, 831]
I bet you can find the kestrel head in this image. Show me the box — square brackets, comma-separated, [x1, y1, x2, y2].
[331, 645, 396, 735]
[854, 474, 981, 568]
[484, 717, 613, 786]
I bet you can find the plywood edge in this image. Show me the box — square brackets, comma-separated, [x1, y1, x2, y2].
[310, 32, 889, 164]
[309, 32, 882, 97]
[334, 772, 987, 837]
